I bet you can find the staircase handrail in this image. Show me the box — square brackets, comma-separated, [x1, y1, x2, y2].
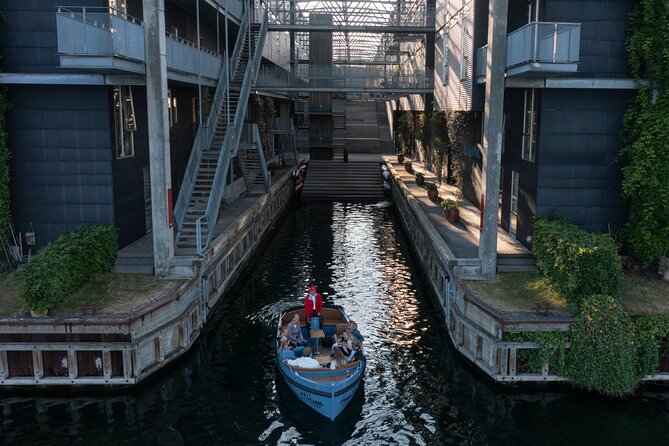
[173, 55, 230, 231]
[230, 9, 250, 77]
[289, 120, 298, 162]
[195, 128, 235, 255]
[252, 124, 271, 190]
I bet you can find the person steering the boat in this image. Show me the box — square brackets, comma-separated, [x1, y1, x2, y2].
[287, 314, 308, 347]
[304, 285, 323, 328]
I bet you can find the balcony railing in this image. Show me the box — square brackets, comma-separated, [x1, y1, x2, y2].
[476, 22, 581, 82]
[256, 65, 433, 92]
[56, 7, 221, 80]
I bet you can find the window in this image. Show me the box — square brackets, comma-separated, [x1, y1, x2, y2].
[510, 170, 519, 237]
[511, 171, 519, 214]
[113, 86, 136, 159]
[522, 89, 537, 162]
[168, 89, 178, 127]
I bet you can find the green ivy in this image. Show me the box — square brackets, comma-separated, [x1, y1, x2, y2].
[621, 0, 669, 264]
[634, 314, 669, 376]
[505, 330, 569, 375]
[21, 225, 118, 312]
[533, 218, 622, 312]
[566, 295, 638, 396]
[0, 86, 10, 242]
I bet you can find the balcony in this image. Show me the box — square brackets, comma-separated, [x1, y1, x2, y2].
[475, 22, 581, 83]
[56, 7, 221, 84]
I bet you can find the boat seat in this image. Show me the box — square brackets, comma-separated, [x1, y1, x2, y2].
[321, 308, 343, 326]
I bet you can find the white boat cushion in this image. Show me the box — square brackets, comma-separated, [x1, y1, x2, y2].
[287, 357, 321, 368]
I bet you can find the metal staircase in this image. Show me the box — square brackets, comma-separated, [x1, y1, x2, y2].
[173, 7, 268, 255]
[238, 124, 270, 196]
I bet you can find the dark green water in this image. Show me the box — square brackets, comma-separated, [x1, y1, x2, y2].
[1, 202, 668, 445]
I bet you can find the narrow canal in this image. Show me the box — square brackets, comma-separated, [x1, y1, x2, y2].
[1, 202, 669, 445]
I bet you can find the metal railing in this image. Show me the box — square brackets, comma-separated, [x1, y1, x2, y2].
[56, 6, 221, 78]
[507, 22, 581, 67]
[476, 22, 581, 79]
[256, 65, 433, 90]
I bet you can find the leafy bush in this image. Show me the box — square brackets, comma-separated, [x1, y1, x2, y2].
[424, 181, 437, 191]
[566, 295, 638, 395]
[633, 314, 669, 376]
[505, 330, 569, 375]
[21, 225, 117, 312]
[533, 218, 622, 312]
[441, 198, 457, 209]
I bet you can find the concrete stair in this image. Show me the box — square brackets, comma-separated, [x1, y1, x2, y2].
[301, 161, 384, 201]
[496, 253, 538, 273]
[345, 101, 380, 153]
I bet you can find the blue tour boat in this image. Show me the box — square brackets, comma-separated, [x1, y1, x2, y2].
[276, 305, 365, 421]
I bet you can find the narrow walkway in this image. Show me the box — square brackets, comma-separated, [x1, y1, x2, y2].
[384, 156, 535, 270]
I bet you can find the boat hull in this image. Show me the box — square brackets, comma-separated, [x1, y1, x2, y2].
[277, 360, 365, 421]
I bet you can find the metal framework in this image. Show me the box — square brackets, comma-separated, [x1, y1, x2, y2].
[262, 0, 433, 95]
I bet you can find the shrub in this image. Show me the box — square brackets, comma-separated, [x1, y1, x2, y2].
[441, 198, 457, 209]
[533, 218, 622, 312]
[424, 181, 437, 191]
[505, 330, 569, 375]
[633, 314, 669, 377]
[565, 295, 638, 396]
[21, 225, 117, 312]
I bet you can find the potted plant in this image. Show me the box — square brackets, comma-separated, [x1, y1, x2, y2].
[424, 181, 438, 201]
[441, 198, 460, 223]
[267, 159, 278, 176]
[415, 172, 425, 187]
[404, 160, 413, 173]
[659, 256, 669, 283]
[397, 151, 405, 164]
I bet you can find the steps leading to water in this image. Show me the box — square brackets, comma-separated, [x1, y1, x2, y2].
[301, 161, 384, 201]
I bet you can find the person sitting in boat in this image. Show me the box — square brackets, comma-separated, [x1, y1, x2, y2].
[329, 347, 348, 370]
[332, 330, 353, 356]
[280, 337, 297, 362]
[348, 321, 364, 344]
[346, 339, 366, 363]
[278, 326, 306, 357]
[287, 314, 308, 347]
[304, 285, 323, 328]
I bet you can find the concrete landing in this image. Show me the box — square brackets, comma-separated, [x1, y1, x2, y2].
[385, 156, 536, 272]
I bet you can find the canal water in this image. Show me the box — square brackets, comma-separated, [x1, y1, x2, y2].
[1, 202, 669, 445]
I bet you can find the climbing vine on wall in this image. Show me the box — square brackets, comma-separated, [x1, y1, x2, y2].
[621, 0, 669, 264]
[0, 11, 12, 242]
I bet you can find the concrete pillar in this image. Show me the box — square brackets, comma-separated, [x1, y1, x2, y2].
[143, 0, 174, 276]
[478, 0, 508, 278]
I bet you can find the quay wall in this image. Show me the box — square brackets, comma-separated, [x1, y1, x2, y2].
[388, 162, 669, 383]
[0, 173, 295, 387]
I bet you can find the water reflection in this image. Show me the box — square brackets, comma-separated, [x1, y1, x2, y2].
[0, 202, 668, 445]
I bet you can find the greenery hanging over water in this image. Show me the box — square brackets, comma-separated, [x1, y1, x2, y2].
[621, 0, 669, 264]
